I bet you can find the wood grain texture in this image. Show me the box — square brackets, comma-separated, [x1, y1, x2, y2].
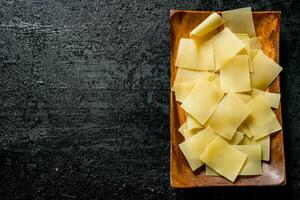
[170, 10, 285, 187]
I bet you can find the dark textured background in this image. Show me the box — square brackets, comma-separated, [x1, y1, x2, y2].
[0, 0, 299, 199]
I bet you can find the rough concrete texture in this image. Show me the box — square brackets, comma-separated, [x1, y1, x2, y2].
[0, 0, 299, 199]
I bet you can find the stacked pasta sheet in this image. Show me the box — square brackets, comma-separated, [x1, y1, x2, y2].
[173, 7, 282, 182]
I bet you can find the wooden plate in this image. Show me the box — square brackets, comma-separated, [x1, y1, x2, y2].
[170, 10, 285, 187]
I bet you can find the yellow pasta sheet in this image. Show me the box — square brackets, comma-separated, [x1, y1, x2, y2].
[250, 51, 283, 90]
[224, 130, 244, 145]
[201, 72, 219, 81]
[181, 78, 224, 124]
[212, 28, 245, 70]
[174, 81, 196, 103]
[212, 76, 220, 87]
[236, 33, 249, 40]
[234, 145, 262, 175]
[252, 116, 281, 140]
[220, 55, 251, 93]
[186, 113, 204, 130]
[241, 135, 270, 161]
[246, 95, 281, 140]
[172, 68, 208, 91]
[190, 12, 224, 38]
[250, 88, 281, 109]
[206, 144, 262, 176]
[265, 116, 282, 133]
[174, 72, 220, 103]
[222, 7, 256, 37]
[178, 122, 200, 140]
[248, 37, 262, 49]
[238, 38, 253, 72]
[200, 136, 247, 182]
[179, 127, 216, 170]
[175, 38, 214, 70]
[178, 122, 187, 135]
[236, 93, 254, 104]
[207, 93, 251, 139]
[259, 136, 271, 161]
[205, 166, 220, 176]
[250, 49, 261, 60]
[239, 123, 253, 138]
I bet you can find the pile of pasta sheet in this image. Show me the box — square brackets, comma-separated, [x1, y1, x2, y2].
[173, 7, 282, 182]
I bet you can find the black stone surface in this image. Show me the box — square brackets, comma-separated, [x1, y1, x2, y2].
[0, 0, 299, 199]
